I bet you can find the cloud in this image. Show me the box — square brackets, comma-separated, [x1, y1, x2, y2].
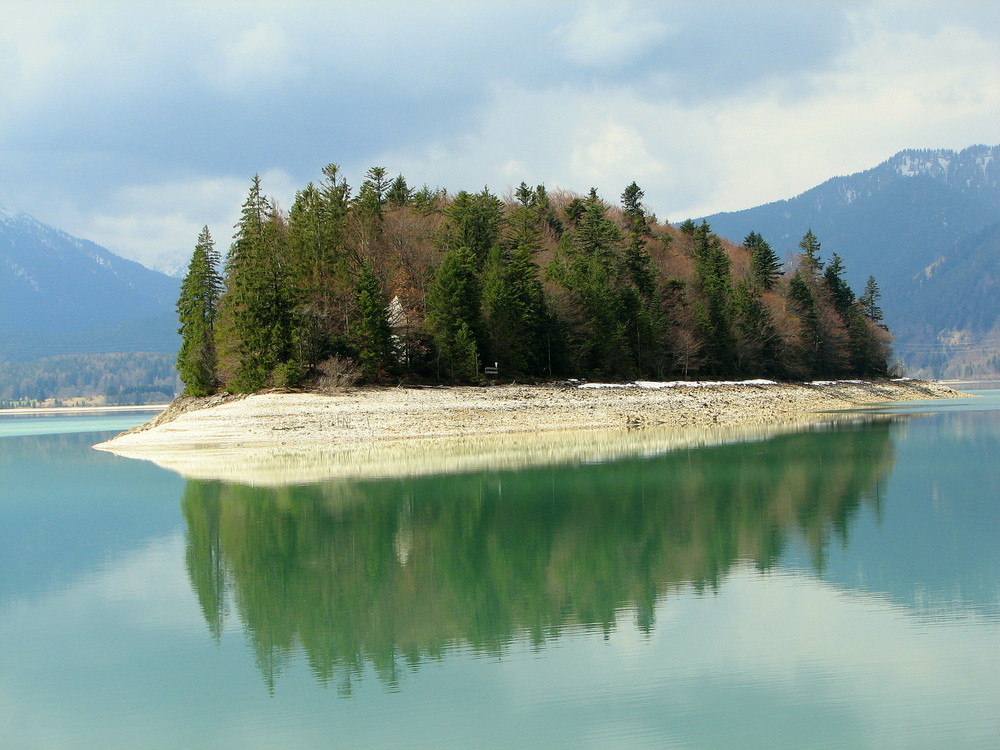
[553, 1, 672, 68]
[3, 1, 1000, 269]
[200, 22, 304, 96]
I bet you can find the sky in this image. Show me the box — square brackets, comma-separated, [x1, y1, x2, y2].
[2, 0, 1000, 273]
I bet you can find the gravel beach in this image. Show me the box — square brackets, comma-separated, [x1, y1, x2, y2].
[92, 379, 964, 484]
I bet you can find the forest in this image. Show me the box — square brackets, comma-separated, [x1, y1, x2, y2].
[176, 165, 892, 395]
[0, 352, 179, 407]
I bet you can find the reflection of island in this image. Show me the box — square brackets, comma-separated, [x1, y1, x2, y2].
[182, 420, 899, 693]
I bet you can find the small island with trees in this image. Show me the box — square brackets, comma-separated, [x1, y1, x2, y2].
[176, 165, 891, 397]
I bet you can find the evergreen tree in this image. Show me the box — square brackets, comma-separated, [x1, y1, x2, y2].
[386, 174, 412, 209]
[743, 231, 782, 291]
[286, 166, 352, 365]
[446, 188, 504, 264]
[176, 226, 223, 396]
[692, 221, 736, 375]
[355, 166, 391, 218]
[425, 245, 482, 380]
[797, 229, 823, 277]
[350, 262, 397, 381]
[732, 281, 781, 377]
[217, 176, 298, 392]
[482, 243, 547, 376]
[823, 253, 856, 316]
[788, 272, 821, 375]
[859, 276, 885, 326]
[621, 182, 655, 298]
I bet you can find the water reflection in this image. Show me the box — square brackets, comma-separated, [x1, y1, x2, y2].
[181, 419, 902, 693]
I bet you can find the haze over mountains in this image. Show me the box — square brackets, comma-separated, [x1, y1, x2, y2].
[0, 207, 179, 362]
[700, 144, 1000, 379]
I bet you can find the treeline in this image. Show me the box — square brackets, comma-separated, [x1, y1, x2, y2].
[177, 166, 892, 394]
[0, 352, 180, 405]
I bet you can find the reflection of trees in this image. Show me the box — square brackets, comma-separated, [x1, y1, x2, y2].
[182, 420, 897, 692]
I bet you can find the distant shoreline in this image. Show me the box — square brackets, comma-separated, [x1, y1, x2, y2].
[0, 404, 168, 416]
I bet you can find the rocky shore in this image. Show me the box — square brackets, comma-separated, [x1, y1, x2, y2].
[92, 379, 964, 484]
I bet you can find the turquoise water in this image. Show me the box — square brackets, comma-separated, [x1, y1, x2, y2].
[1, 395, 999, 748]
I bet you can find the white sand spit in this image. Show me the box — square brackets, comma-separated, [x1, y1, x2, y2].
[91, 380, 964, 485]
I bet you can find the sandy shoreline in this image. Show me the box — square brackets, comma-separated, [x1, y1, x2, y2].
[92, 379, 964, 484]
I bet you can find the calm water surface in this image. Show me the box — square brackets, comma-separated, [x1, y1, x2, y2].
[1, 395, 999, 749]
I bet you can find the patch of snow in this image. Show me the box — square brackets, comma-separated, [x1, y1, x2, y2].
[808, 380, 864, 386]
[579, 379, 778, 390]
[3, 260, 41, 291]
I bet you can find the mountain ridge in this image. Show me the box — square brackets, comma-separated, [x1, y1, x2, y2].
[699, 144, 1000, 378]
[0, 205, 180, 362]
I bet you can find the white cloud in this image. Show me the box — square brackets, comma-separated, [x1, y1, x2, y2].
[553, 0, 672, 68]
[57, 169, 298, 271]
[4, 1, 1000, 262]
[201, 22, 304, 95]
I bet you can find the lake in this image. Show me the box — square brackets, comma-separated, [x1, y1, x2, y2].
[2, 393, 999, 749]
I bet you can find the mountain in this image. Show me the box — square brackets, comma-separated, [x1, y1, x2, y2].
[699, 145, 1000, 378]
[0, 206, 180, 362]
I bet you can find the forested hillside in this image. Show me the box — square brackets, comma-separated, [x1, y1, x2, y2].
[0, 207, 181, 405]
[701, 145, 1000, 379]
[176, 166, 891, 395]
[0, 353, 179, 407]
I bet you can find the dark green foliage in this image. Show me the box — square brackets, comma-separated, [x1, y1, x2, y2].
[217, 175, 300, 392]
[482, 244, 548, 376]
[733, 282, 781, 376]
[286, 166, 352, 366]
[386, 175, 412, 208]
[691, 222, 737, 375]
[425, 245, 482, 380]
[744, 231, 782, 291]
[789, 272, 821, 374]
[350, 263, 397, 380]
[621, 182, 656, 298]
[823, 253, 856, 316]
[445, 189, 505, 263]
[355, 167, 391, 217]
[176, 226, 222, 396]
[859, 276, 884, 325]
[798, 229, 823, 277]
[177, 168, 891, 391]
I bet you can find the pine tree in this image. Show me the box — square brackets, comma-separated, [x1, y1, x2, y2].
[482, 243, 547, 376]
[355, 166, 391, 218]
[350, 262, 396, 381]
[217, 176, 297, 392]
[823, 253, 856, 316]
[425, 245, 482, 380]
[286, 166, 352, 366]
[176, 226, 222, 396]
[788, 272, 821, 375]
[386, 174, 412, 209]
[733, 281, 781, 376]
[859, 276, 884, 326]
[446, 188, 504, 264]
[692, 221, 736, 375]
[797, 229, 823, 278]
[621, 182, 655, 298]
[744, 231, 782, 291]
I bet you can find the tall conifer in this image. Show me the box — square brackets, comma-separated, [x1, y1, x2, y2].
[176, 226, 222, 396]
